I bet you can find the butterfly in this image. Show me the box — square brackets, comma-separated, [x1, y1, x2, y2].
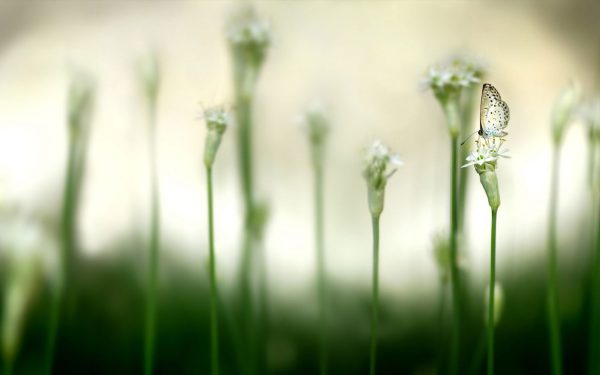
[478, 83, 510, 139]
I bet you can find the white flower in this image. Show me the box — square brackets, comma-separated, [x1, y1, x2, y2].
[422, 58, 482, 94]
[298, 103, 329, 144]
[363, 140, 402, 217]
[363, 140, 403, 190]
[204, 107, 231, 133]
[227, 7, 270, 65]
[462, 140, 509, 169]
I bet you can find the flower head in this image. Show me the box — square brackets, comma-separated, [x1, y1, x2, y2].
[203, 107, 231, 168]
[299, 103, 330, 167]
[227, 7, 270, 79]
[551, 82, 580, 144]
[363, 140, 402, 217]
[463, 138, 509, 210]
[422, 57, 482, 104]
[462, 139, 510, 173]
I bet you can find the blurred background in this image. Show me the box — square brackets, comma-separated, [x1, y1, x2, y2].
[0, 1, 599, 374]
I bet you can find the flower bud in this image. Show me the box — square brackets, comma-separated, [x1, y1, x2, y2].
[227, 7, 270, 99]
[203, 108, 231, 168]
[299, 103, 330, 168]
[479, 170, 500, 211]
[551, 82, 580, 144]
[362, 140, 402, 218]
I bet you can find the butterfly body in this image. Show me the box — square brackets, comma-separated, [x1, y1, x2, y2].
[478, 83, 509, 139]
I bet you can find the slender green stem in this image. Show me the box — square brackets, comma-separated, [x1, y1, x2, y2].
[206, 167, 220, 375]
[458, 87, 478, 234]
[256, 240, 270, 375]
[145, 110, 160, 375]
[369, 216, 380, 375]
[315, 163, 328, 375]
[45, 132, 79, 374]
[487, 209, 497, 375]
[589, 192, 600, 375]
[236, 91, 257, 375]
[449, 135, 461, 375]
[547, 144, 563, 375]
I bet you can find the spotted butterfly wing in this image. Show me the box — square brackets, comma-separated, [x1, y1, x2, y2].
[479, 83, 509, 138]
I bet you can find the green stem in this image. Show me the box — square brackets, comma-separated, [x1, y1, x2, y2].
[589, 192, 600, 375]
[449, 135, 461, 375]
[145, 110, 160, 375]
[236, 91, 256, 375]
[458, 87, 478, 233]
[45, 130, 80, 374]
[547, 144, 563, 375]
[206, 167, 220, 375]
[315, 163, 328, 375]
[488, 209, 497, 375]
[369, 216, 380, 375]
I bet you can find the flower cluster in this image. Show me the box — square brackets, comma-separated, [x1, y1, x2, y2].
[422, 57, 483, 104]
[227, 7, 271, 96]
[203, 107, 231, 168]
[362, 140, 402, 217]
[462, 139, 510, 173]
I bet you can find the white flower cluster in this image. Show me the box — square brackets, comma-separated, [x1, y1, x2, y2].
[363, 140, 402, 217]
[422, 58, 483, 97]
[462, 139, 510, 172]
[204, 107, 231, 133]
[227, 8, 271, 60]
[363, 140, 403, 190]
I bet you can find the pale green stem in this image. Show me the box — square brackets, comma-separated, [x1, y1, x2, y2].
[449, 134, 461, 375]
[236, 90, 257, 375]
[487, 209, 497, 375]
[206, 167, 220, 375]
[45, 127, 80, 374]
[588, 181, 600, 375]
[145, 109, 160, 375]
[315, 162, 328, 375]
[458, 86, 478, 233]
[369, 215, 380, 375]
[547, 144, 563, 375]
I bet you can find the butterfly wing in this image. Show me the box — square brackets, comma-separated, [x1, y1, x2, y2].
[480, 83, 509, 138]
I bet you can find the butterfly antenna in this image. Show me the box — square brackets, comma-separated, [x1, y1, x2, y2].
[460, 131, 478, 146]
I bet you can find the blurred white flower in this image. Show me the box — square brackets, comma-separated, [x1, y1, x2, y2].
[363, 140, 402, 217]
[422, 58, 481, 102]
